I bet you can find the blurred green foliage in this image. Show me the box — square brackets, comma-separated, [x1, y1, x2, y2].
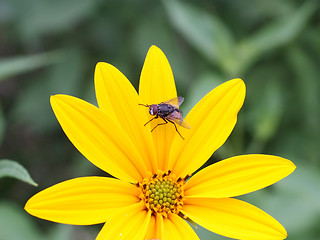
[0, 0, 319, 239]
[0, 159, 37, 186]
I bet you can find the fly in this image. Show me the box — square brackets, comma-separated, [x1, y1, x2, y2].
[139, 97, 190, 139]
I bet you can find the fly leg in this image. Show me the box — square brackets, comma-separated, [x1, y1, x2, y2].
[166, 119, 185, 140]
[144, 116, 158, 126]
[151, 117, 168, 132]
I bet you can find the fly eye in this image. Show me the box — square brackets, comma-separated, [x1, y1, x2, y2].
[149, 105, 158, 115]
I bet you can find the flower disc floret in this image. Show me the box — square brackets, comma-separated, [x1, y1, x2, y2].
[138, 171, 185, 217]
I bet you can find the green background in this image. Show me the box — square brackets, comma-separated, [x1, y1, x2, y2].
[0, 0, 319, 239]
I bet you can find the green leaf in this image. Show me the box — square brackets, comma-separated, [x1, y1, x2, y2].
[0, 159, 37, 186]
[286, 45, 320, 131]
[15, 0, 97, 41]
[252, 81, 283, 142]
[163, 0, 235, 72]
[285, 45, 320, 163]
[47, 225, 73, 240]
[239, 1, 316, 71]
[0, 201, 42, 240]
[0, 51, 63, 82]
[10, 48, 86, 132]
[0, 104, 5, 146]
[184, 72, 224, 115]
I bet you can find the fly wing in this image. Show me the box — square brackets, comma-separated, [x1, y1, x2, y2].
[166, 110, 191, 129]
[163, 97, 184, 108]
[177, 118, 191, 129]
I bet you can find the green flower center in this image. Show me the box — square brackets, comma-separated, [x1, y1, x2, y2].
[138, 171, 185, 217]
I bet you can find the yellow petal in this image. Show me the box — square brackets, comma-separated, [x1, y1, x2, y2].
[170, 79, 245, 177]
[144, 213, 164, 240]
[182, 198, 287, 240]
[25, 177, 140, 225]
[94, 63, 118, 121]
[139, 45, 178, 171]
[51, 94, 148, 182]
[144, 212, 199, 240]
[96, 203, 151, 240]
[185, 154, 296, 198]
[95, 62, 157, 174]
[161, 213, 200, 240]
[144, 214, 156, 240]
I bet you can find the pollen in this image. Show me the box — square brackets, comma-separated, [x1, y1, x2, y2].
[137, 170, 185, 217]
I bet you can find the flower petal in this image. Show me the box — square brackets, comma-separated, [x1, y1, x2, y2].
[24, 177, 140, 225]
[96, 202, 151, 240]
[170, 79, 245, 177]
[95, 62, 157, 174]
[182, 198, 287, 240]
[162, 213, 200, 240]
[144, 213, 164, 240]
[51, 94, 148, 182]
[143, 211, 200, 240]
[94, 63, 118, 121]
[185, 154, 296, 198]
[139, 45, 178, 171]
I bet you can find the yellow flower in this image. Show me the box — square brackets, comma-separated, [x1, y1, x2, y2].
[25, 45, 295, 240]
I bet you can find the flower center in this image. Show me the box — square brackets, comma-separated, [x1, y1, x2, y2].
[137, 171, 185, 217]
